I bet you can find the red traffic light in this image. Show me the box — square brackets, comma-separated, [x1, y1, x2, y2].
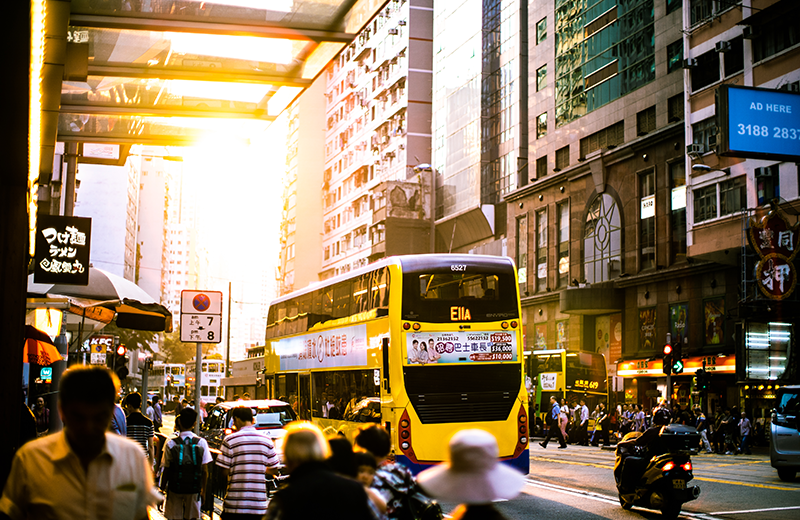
[663, 344, 672, 355]
[116, 345, 127, 356]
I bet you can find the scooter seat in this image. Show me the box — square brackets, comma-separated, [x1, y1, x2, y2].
[621, 456, 649, 490]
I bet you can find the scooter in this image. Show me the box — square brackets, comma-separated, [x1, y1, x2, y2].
[614, 424, 701, 519]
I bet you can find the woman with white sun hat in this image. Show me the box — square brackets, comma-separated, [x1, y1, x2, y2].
[416, 429, 525, 519]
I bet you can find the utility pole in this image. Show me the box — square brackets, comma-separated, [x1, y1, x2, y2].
[226, 280, 232, 377]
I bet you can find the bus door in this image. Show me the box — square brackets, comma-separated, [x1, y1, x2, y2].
[299, 374, 312, 421]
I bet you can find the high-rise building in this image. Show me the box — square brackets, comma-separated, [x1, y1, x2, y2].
[73, 161, 140, 283]
[319, 0, 434, 279]
[432, 0, 528, 255]
[506, 0, 704, 410]
[277, 77, 326, 296]
[683, 0, 800, 412]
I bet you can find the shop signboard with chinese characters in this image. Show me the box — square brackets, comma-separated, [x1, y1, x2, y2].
[618, 355, 735, 377]
[34, 215, 91, 285]
[639, 308, 656, 351]
[749, 207, 799, 300]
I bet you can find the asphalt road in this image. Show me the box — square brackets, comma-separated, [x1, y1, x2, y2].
[472, 443, 800, 520]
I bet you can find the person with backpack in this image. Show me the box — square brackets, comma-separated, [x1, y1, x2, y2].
[160, 408, 212, 520]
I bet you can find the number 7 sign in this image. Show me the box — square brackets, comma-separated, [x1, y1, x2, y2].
[180, 290, 223, 343]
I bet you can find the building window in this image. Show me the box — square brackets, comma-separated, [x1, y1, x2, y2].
[536, 112, 547, 138]
[668, 94, 684, 123]
[670, 161, 687, 262]
[693, 185, 717, 223]
[640, 169, 656, 270]
[667, 0, 682, 15]
[555, 146, 569, 171]
[579, 121, 624, 158]
[753, 15, 800, 62]
[536, 65, 547, 92]
[691, 51, 720, 91]
[536, 17, 547, 44]
[637, 106, 656, 135]
[557, 202, 569, 288]
[667, 39, 683, 73]
[537, 156, 548, 179]
[536, 210, 547, 291]
[517, 216, 528, 292]
[723, 36, 744, 77]
[690, 0, 714, 25]
[756, 165, 780, 206]
[692, 117, 717, 153]
[584, 194, 621, 283]
[720, 177, 746, 216]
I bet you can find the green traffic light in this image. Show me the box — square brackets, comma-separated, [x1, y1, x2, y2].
[673, 360, 684, 374]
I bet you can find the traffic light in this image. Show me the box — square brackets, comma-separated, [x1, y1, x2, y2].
[696, 369, 708, 391]
[114, 345, 129, 380]
[662, 344, 673, 375]
[671, 341, 684, 374]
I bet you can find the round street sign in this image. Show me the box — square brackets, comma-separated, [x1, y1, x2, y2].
[193, 293, 211, 312]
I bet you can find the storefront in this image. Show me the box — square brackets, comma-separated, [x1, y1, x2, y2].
[618, 355, 737, 413]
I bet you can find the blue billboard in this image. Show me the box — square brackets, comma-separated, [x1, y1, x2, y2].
[717, 85, 800, 161]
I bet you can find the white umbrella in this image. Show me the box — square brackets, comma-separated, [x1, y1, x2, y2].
[28, 267, 157, 302]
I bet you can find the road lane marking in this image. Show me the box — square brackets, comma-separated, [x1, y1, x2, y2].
[710, 505, 800, 515]
[709, 460, 768, 468]
[693, 476, 799, 491]
[523, 477, 725, 520]
[529, 455, 612, 469]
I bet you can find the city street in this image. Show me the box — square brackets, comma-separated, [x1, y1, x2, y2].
[475, 444, 800, 520]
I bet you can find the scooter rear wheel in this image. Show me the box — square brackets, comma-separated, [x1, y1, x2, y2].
[618, 495, 632, 510]
[661, 504, 681, 519]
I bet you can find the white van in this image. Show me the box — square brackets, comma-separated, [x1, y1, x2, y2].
[771, 386, 800, 481]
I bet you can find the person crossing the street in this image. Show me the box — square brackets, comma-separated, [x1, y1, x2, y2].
[539, 396, 567, 449]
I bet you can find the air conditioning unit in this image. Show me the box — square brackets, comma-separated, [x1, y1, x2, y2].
[687, 143, 704, 156]
[742, 26, 759, 40]
[715, 40, 731, 53]
[388, 28, 399, 35]
[754, 167, 771, 178]
[683, 58, 699, 69]
[398, 20, 407, 26]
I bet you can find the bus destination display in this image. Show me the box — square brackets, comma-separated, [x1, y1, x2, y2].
[718, 85, 800, 161]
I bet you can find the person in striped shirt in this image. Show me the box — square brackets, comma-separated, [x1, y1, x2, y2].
[216, 406, 280, 519]
[125, 392, 156, 465]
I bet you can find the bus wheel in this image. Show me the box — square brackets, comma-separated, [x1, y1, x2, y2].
[618, 495, 632, 510]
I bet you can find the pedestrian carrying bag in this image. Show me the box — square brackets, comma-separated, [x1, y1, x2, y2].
[386, 479, 443, 520]
[165, 436, 203, 494]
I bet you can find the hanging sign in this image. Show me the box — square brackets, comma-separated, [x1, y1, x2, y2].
[34, 215, 91, 285]
[749, 206, 799, 300]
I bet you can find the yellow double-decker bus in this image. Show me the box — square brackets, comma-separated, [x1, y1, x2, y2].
[264, 254, 529, 474]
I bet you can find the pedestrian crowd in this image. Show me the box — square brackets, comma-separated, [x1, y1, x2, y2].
[1, 365, 527, 520]
[537, 397, 756, 456]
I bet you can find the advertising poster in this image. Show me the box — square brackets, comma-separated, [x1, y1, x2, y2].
[535, 324, 547, 349]
[275, 324, 369, 370]
[704, 299, 725, 345]
[556, 321, 568, 349]
[406, 330, 517, 364]
[670, 303, 688, 345]
[639, 308, 656, 351]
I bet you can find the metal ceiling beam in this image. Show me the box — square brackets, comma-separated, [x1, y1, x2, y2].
[57, 134, 241, 147]
[60, 103, 277, 121]
[69, 14, 356, 43]
[86, 64, 312, 86]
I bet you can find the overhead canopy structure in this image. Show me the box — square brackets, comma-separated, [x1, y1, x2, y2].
[36, 0, 388, 181]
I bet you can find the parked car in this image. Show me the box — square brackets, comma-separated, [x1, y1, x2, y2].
[771, 385, 800, 481]
[200, 399, 297, 452]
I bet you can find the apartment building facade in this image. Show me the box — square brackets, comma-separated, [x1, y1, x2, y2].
[683, 0, 799, 415]
[320, 0, 434, 279]
[504, 0, 731, 411]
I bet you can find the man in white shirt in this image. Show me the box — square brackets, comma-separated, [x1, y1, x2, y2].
[161, 408, 212, 520]
[0, 366, 160, 520]
[578, 400, 590, 446]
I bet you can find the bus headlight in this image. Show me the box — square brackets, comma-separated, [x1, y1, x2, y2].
[520, 436, 527, 444]
[401, 442, 410, 450]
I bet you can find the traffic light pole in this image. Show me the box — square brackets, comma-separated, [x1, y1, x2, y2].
[666, 373, 672, 407]
[195, 342, 202, 435]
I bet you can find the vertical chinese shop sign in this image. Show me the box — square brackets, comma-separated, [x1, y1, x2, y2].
[749, 206, 799, 300]
[639, 308, 656, 351]
[34, 215, 91, 285]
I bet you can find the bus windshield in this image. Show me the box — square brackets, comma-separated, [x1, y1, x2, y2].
[402, 270, 518, 322]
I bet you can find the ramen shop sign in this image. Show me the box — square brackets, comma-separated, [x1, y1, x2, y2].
[34, 215, 92, 285]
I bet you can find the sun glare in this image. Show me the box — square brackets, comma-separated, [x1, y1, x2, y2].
[167, 80, 272, 104]
[167, 32, 294, 64]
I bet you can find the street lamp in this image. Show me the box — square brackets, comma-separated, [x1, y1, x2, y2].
[691, 164, 730, 174]
[413, 163, 436, 253]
